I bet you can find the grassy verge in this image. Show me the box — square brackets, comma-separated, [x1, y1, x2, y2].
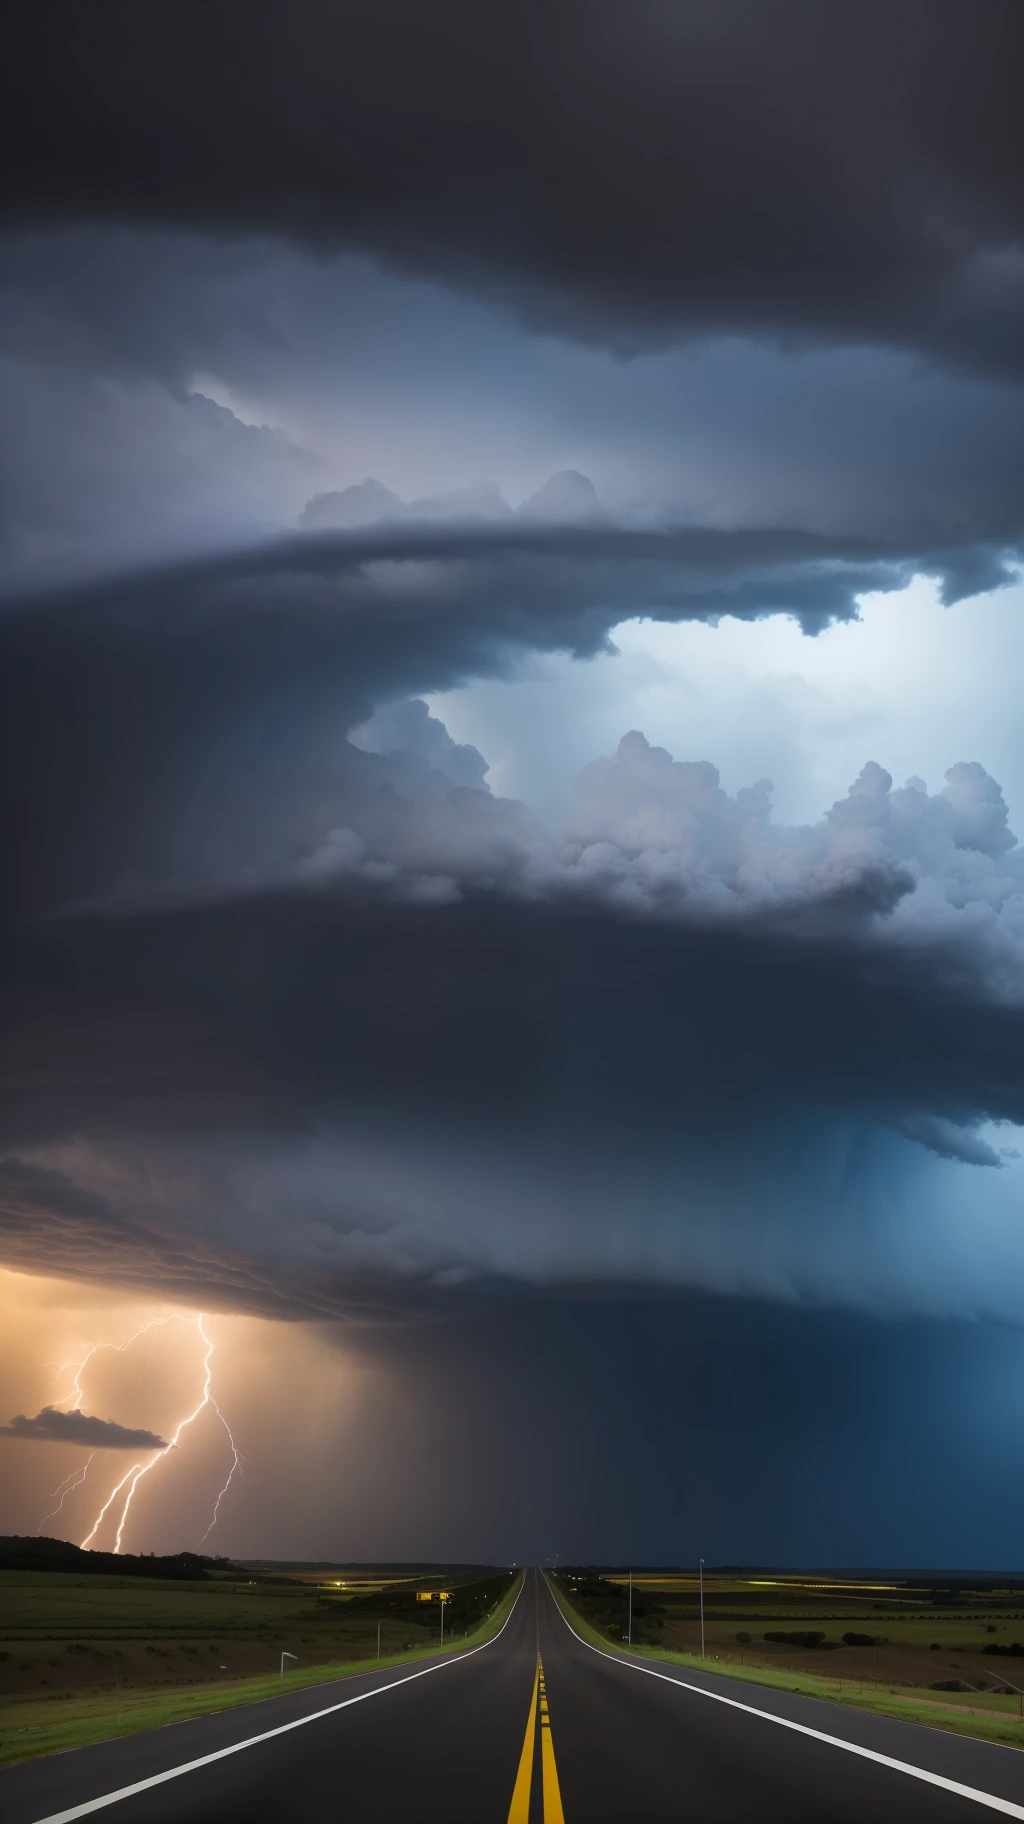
[0, 1573, 523, 1771]
[546, 1578, 1024, 1754]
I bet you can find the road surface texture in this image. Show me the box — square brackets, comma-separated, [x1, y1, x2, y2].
[5, 1570, 1024, 1821]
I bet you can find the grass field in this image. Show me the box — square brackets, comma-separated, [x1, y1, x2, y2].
[549, 1571, 1024, 1752]
[0, 1567, 521, 1770]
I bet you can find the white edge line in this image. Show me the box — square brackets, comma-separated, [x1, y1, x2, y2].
[28, 1576, 526, 1824]
[548, 1581, 1024, 1820]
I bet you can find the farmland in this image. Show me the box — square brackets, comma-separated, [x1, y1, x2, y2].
[0, 1561, 517, 1767]
[551, 1569, 1024, 1747]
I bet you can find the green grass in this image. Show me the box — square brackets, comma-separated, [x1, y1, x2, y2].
[547, 1578, 1024, 1754]
[0, 1572, 523, 1770]
[0, 1568, 331, 1639]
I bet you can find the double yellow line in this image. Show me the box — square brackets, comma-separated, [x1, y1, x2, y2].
[507, 1653, 565, 1823]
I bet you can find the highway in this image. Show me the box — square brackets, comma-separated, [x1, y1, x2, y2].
[5, 1570, 1024, 1821]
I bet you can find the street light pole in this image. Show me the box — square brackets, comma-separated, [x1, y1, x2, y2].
[280, 1651, 297, 1679]
[699, 1559, 705, 1659]
[628, 1569, 633, 1646]
[440, 1599, 446, 1649]
[377, 1622, 381, 1661]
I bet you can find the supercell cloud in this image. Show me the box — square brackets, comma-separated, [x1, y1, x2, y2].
[1, 0, 1024, 1560]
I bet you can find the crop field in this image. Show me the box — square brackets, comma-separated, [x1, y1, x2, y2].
[552, 1569, 1024, 1746]
[0, 1564, 517, 1767]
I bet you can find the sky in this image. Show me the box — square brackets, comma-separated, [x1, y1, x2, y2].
[2, 1, 1024, 1568]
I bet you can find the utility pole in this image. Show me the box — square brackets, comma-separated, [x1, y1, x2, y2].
[699, 1559, 705, 1659]
[440, 1599, 446, 1649]
[628, 1570, 633, 1646]
[280, 1651, 297, 1679]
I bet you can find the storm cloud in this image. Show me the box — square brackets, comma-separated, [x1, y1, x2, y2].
[3, 690, 1024, 1326]
[0, 1406, 166, 1448]
[4, 3, 1024, 380]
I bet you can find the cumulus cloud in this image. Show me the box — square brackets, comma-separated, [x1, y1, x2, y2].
[351, 696, 490, 793]
[0, 1406, 166, 1448]
[4, 3, 1024, 380]
[86, 724, 1024, 1012]
[4, 506, 1020, 927]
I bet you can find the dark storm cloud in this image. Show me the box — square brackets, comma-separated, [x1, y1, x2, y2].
[0, 1406, 166, 1448]
[2, 766, 1023, 1323]
[4, 232, 1024, 604]
[1, 4, 1022, 1335]
[3, 2, 1023, 378]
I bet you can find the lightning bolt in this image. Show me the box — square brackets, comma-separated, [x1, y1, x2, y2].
[81, 1460, 144, 1548]
[48, 1316, 181, 1411]
[200, 1382, 243, 1548]
[34, 1452, 101, 1534]
[104, 1315, 243, 1554]
[34, 1312, 242, 1554]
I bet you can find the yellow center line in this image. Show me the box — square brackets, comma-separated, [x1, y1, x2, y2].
[507, 1653, 565, 1823]
[539, 1662, 566, 1824]
[506, 1656, 539, 1823]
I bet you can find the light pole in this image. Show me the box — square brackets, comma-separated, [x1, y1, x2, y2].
[280, 1651, 297, 1679]
[699, 1559, 705, 1659]
[628, 1570, 633, 1646]
[440, 1599, 446, 1649]
[377, 1622, 381, 1661]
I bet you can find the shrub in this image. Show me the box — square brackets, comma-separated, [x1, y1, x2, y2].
[983, 1642, 1024, 1658]
[931, 1679, 972, 1692]
[930, 1642, 941, 1650]
[735, 1631, 751, 1644]
[841, 1632, 878, 1648]
[763, 1630, 826, 1649]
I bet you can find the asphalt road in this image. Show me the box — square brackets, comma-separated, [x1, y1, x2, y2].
[5, 1570, 1024, 1822]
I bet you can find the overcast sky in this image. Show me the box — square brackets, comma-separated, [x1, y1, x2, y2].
[1, 2, 1023, 1565]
